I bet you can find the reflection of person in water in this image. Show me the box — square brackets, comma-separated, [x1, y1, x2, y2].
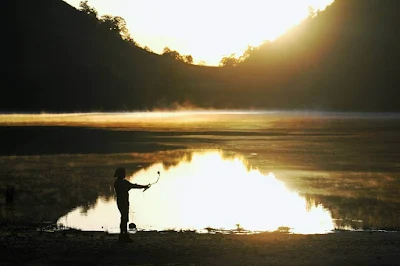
[113, 168, 149, 243]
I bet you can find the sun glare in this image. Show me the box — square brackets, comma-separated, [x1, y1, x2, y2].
[57, 151, 335, 234]
[63, 0, 334, 65]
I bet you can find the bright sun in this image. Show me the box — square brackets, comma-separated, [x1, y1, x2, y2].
[64, 0, 334, 65]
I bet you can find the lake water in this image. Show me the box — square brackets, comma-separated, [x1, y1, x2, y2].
[1, 111, 399, 234]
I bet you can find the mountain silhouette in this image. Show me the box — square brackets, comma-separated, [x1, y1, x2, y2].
[237, 0, 400, 111]
[10, 0, 400, 112]
[12, 0, 196, 112]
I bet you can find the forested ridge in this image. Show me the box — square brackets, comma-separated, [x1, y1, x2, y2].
[9, 0, 400, 112]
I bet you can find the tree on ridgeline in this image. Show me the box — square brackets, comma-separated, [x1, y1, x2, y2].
[162, 47, 181, 60]
[219, 53, 239, 67]
[78, 1, 134, 42]
[219, 45, 259, 67]
[183, 55, 193, 64]
[79, 0, 98, 20]
[100, 15, 131, 41]
[240, 45, 258, 61]
[143, 46, 153, 53]
[162, 47, 194, 64]
[307, 6, 317, 18]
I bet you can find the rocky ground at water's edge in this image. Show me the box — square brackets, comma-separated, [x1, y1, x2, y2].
[1, 227, 400, 265]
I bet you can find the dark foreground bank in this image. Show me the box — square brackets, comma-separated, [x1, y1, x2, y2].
[1, 227, 399, 265]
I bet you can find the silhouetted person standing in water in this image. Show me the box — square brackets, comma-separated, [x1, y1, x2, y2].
[114, 168, 149, 243]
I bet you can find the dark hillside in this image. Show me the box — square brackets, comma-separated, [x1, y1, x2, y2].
[239, 0, 400, 111]
[9, 0, 400, 112]
[12, 0, 195, 112]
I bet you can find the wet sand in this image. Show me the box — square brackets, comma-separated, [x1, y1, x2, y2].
[1, 227, 399, 265]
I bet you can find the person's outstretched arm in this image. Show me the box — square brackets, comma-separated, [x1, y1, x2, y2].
[125, 180, 149, 190]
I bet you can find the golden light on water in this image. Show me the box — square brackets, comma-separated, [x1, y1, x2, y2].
[0, 111, 298, 131]
[58, 151, 335, 234]
[0, 111, 252, 123]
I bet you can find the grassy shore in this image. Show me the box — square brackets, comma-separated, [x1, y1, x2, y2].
[1, 227, 399, 265]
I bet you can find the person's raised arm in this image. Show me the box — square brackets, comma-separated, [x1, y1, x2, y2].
[125, 180, 149, 190]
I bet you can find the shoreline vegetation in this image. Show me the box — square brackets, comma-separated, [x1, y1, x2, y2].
[1, 225, 399, 265]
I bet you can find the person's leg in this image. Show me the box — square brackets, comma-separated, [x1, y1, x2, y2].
[118, 204, 129, 234]
[117, 203, 132, 242]
[121, 208, 129, 234]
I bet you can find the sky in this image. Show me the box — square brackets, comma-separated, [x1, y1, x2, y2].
[64, 0, 334, 66]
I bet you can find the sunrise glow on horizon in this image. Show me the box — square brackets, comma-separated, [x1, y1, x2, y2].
[63, 0, 334, 65]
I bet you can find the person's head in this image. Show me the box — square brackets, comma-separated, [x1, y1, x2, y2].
[114, 168, 126, 179]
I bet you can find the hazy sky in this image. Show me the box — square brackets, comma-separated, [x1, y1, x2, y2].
[64, 0, 334, 65]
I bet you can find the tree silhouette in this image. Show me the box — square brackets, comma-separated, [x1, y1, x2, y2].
[183, 55, 193, 64]
[79, 0, 97, 20]
[100, 15, 131, 40]
[307, 6, 317, 18]
[240, 45, 258, 61]
[219, 53, 239, 67]
[162, 47, 193, 64]
[143, 46, 153, 52]
[162, 47, 182, 60]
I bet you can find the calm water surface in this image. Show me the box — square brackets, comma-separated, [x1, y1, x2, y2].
[57, 151, 335, 234]
[1, 111, 399, 233]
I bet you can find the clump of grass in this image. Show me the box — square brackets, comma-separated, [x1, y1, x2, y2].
[276, 226, 291, 233]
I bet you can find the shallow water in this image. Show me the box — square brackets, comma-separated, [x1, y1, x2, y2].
[57, 151, 335, 234]
[1, 111, 399, 233]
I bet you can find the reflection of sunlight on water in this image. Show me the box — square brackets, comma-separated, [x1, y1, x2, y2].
[57, 197, 120, 233]
[57, 151, 334, 234]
